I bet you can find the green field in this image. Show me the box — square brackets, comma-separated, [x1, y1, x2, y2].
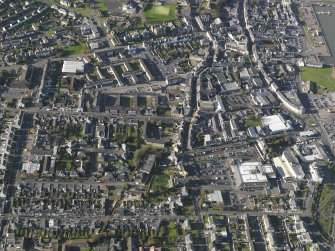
[300, 67, 335, 92]
[95, 0, 108, 11]
[243, 115, 261, 127]
[120, 96, 132, 108]
[150, 173, 169, 192]
[299, 9, 316, 48]
[144, 4, 177, 23]
[317, 185, 335, 236]
[63, 42, 90, 56]
[303, 25, 315, 47]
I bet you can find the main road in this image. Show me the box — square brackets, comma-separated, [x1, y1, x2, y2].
[201, 209, 309, 217]
[1, 213, 198, 222]
[19, 179, 125, 188]
[0, 106, 183, 123]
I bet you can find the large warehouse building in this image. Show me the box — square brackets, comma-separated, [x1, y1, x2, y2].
[273, 149, 305, 181]
[261, 114, 292, 134]
[231, 161, 275, 190]
[62, 60, 85, 74]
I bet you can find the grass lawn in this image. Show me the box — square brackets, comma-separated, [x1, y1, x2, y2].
[296, 188, 308, 198]
[317, 185, 335, 236]
[120, 96, 132, 108]
[300, 67, 335, 92]
[299, 9, 315, 47]
[133, 145, 163, 167]
[157, 107, 171, 116]
[303, 25, 315, 48]
[150, 173, 169, 191]
[243, 115, 261, 127]
[63, 42, 90, 56]
[201, 0, 209, 8]
[95, 0, 108, 12]
[162, 221, 179, 238]
[72, 7, 91, 17]
[306, 118, 316, 125]
[97, 16, 108, 27]
[319, 185, 334, 206]
[144, 4, 177, 23]
[137, 96, 147, 107]
[47, 29, 55, 37]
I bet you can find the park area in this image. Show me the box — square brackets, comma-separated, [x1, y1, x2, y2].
[312, 184, 335, 240]
[143, 4, 177, 23]
[300, 67, 335, 92]
[63, 42, 90, 56]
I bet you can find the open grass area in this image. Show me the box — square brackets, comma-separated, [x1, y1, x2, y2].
[243, 115, 261, 127]
[115, 124, 138, 145]
[201, 0, 209, 9]
[306, 118, 316, 125]
[296, 188, 308, 198]
[161, 221, 179, 238]
[143, 4, 177, 23]
[303, 25, 315, 48]
[156, 107, 171, 116]
[319, 185, 333, 206]
[95, 0, 108, 12]
[133, 145, 163, 167]
[150, 173, 169, 191]
[137, 96, 148, 107]
[317, 185, 335, 237]
[120, 96, 132, 108]
[299, 8, 316, 48]
[71, 7, 91, 17]
[300, 67, 335, 92]
[63, 41, 90, 56]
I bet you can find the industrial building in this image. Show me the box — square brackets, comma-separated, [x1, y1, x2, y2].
[62, 60, 85, 74]
[293, 143, 324, 163]
[309, 162, 323, 183]
[206, 190, 223, 204]
[231, 161, 275, 190]
[261, 114, 292, 134]
[273, 149, 305, 181]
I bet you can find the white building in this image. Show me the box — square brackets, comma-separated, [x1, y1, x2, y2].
[22, 161, 40, 173]
[231, 161, 275, 189]
[261, 114, 292, 134]
[294, 144, 324, 163]
[206, 190, 223, 204]
[309, 162, 323, 183]
[273, 149, 305, 181]
[60, 0, 71, 7]
[62, 60, 85, 74]
[204, 134, 211, 146]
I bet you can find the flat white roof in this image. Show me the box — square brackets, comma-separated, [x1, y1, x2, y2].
[299, 130, 316, 137]
[62, 60, 84, 74]
[204, 134, 211, 142]
[261, 114, 290, 132]
[273, 157, 293, 178]
[273, 155, 304, 180]
[207, 190, 223, 203]
[237, 162, 268, 183]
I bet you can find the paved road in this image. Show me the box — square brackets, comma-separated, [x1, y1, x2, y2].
[1, 213, 198, 222]
[0, 106, 183, 122]
[201, 210, 308, 217]
[19, 179, 125, 187]
[188, 132, 291, 156]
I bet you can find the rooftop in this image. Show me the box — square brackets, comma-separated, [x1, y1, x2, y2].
[62, 60, 85, 74]
[261, 114, 291, 132]
[236, 161, 268, 184]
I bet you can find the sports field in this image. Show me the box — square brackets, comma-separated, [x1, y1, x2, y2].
[143, 4, 177, 23]
[300, 67, 335, 92]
